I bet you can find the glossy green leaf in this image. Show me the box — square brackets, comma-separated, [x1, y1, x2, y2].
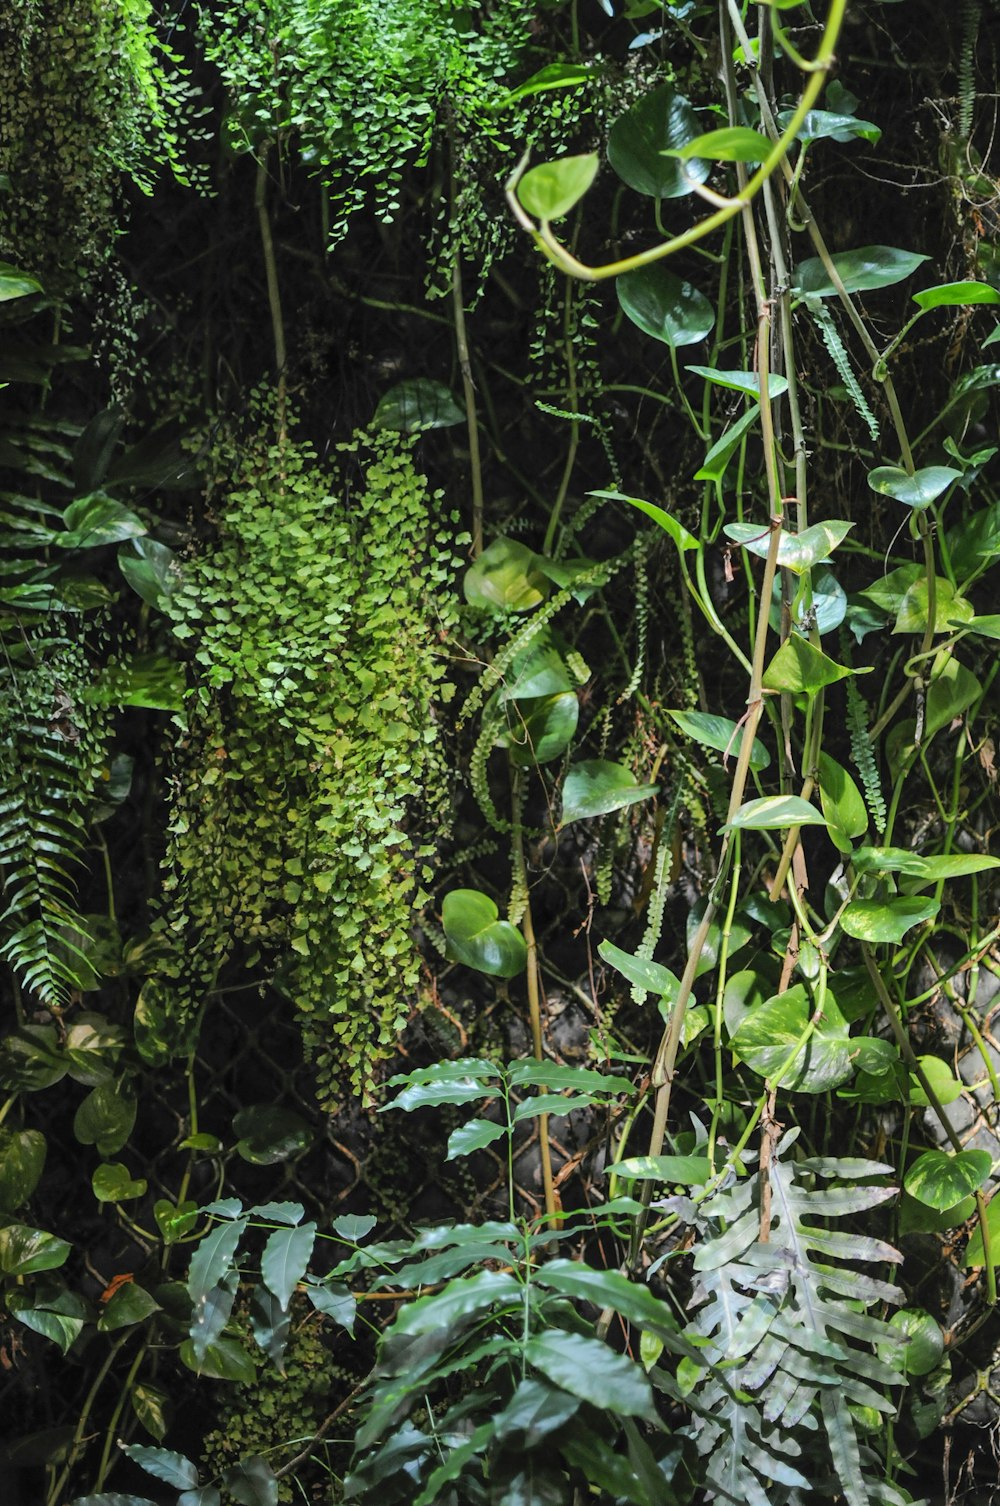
[762, 634, 853, 693]
[330, 1212, 378, 1241]
[894, 577, 972, 635]
[118, 538, 181, 610]
[179, 1335, 256, 1384]
[685, 365, 789, 399]
[516, 153, 599, 220]
[73, 1081, 136, 1157]
[0, 262, 42, 300]
[925, 652, 980, 740]
[188, 1217, 247, 1309]
[908, 1055, 964, 1108]
[606, 1154, 711, 1185]
[222, 1455, 279, 1506]
[818, 752, 868, 849]
[9, 1288, 87, 1352]
[261, 1222, 317, 1309]
[497, 639, 576, 701]
[607, 83, 708, 199]
[131, 1382, 171, 1442]
[249, 1201, 304, 1225]
[533, 1260, 682, 1338]
[0, 1127, 46, 1211]
[507, 1060, 622, 1093]
[792, 246, 928, 298]
[964, 1194, 1000, 1267]
[121, 1444, 198, 1492]
[591, 489, 698, 551]
[442, 889, 527, 977]
[904, 1149, 992, 1211]
[464, 536, 548, 612]
[0, 1222, 71, 1275]
[191, 1273, 238, 1365]
[501, 61, 593, 104]
[667, 709, 771, 770]
[560, 759, 658, 824]
[233, 1105, 313, 1164]
[912, 281, 1000, 310]
[92, 1163, 147, 1203]
[99, 1283, 161, 1332]
[694, 406, 761, 482]
[134, 978, 197, 1067]
[492, 1379, 581, 1445]
[867, 465, 960, 508]
[178, 1489, 221, 1506]
[725, 795, 827, 831]
[0, 1025, 66, 1091]
[617, 264, 714, 348]
[306, 1279, 357, 1334]
[154, 1198, 198, 1244]
[730, 984, 853, 1093]
[840, 896, 939, 944]
[372, 379, 464, 432]
[598, 940, 679, 999]
[887, 1309, 945, 1376]
[446, 1117, 505, 1159]
[495, 691, 579, 767]
[961, 614, 1000, 639]
[59, 492, 147, 549]
[853, 847, 1000, 882]
[669, 126, 770, 162]
[524, 1330, 657, 1419]
[724, 518, 852, 572]
[781, 108, 881, 145]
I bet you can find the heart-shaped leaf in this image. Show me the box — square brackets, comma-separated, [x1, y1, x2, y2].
[781, 108, 880, 146]
[92, 1163, 147, 1203]
[904, 1149, 992, 1211]
[464, 537, 548, 613]
[607, 84, 708, 199]
[154, 1199, 198, 1244]
[666, 709, 771, 770]
[840, 896, 940, 944]
[495, 691, 579, 767]
[730, 984, 853, 1093]
[0, 1128, 46, 1212]
[617, 265, 714, 348]
[885, 1309, 945, 1376]
[372, 379, 464, 432]
[792, 246, 928, 298]
[867, 465, 960, 508]
[560, 760, 658, 824]
[724, 518, 852, 572]
[233, 1106, 313, 1165]
[442, 890, 527, 977]
[517, 153, 599, 220]
[724, 795, 827, 831]
[762, 635, 853, 693]
[0, 1223, 71, 1275]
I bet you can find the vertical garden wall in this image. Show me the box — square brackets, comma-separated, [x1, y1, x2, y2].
[1, 1, 1000, 1502]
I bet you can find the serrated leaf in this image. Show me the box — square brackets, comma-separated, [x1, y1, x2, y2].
[524, 1330, 657, 1418]
[261, 1222, 317, 1310]
[446, 1118, 505, 1159]
[120, 1444, 198, 1490]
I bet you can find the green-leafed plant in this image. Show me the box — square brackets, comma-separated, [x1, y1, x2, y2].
[161, 409, 464, 1100]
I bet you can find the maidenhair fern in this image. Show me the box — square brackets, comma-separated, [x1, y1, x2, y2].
[164, 414, 463, 1101]
[679, 1135, 909, 1506]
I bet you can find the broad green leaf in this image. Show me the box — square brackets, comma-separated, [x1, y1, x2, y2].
[685, 365, 789, 399]
[59, 492, 147, 549]
[385, 1074, 498, 1111]
[840, 896, 939, 944]
[762, 634, 853, 693]
[492, 1378, 581, 1445]
[442, 889, 527, 977]
[617, 264, 714, 348]
[178, 1488, 222, 1506]
[0, 1024, 66, 1091]
[446, 1118, 505, 1159]
[694, 406, 761, 482]
[961, 614, 1000, 639]
[533, 1260, 682, 1339]
[134, 978, 198, 1066]
[92, 653, 186, 711]
[517, 153, 599, 220]
[330, 1213, 378, 1241]
[0, 262, 42, 300]
[179, 1335, 256, 1384]
[724, 518, 852, 572]
[591, 489, 698, 551]
[867, 465, 960, 509]
[192, 1279, 240, 1365]
[912, 281, 1000, 310]
[131, 1382, 171, 1442]
[118, 538, 181, 610]
[525, 1330, 657, 1418]
[0, 1127, 46, 1211]
[964, 1194, 1000, 1267]
[495, 691, 579, 767]
[121, 1445, 198, 1490]
[261, 1222, 317, 1309]
[908, 1055, 964, 1107]
[853, 847, 1000, 883]
[221, 1455, 279, 1506]
[947, 500, 1000, 576]
[666, 709, 771, 770]
[73, 1081, 136, 1157]
[464, 536, 548, 613]
[598, 940, 679, 999]
[372, 379, 464, 432]
[607, 83, 708, 199]
[154, 1199, 198, 1244]
[500, 62, 593, 105]
[668, 126, 770, 162]
[725, 795, 827, 831]
[0, 1223, 71, 1275]
[606, 1154, 711, 1185]
[904, 1149, 992, 1211]
[925, 652, 980, 740]
[233, 1105, 312, 1164]
[92, 1163, 147, 1203]
[187, 1217, 247, 1308]
[792, 246, 928, 298]
[497, 640, 576, 701]
[391, 1268, 521, 1337]
[560, 759, 658, 824]
[248, 1201, 305, 1225]
[9, 1289, 88, 1352]
[886, 1309, 945, 1376]
[98, 1283, 161, 1332]
[507, 1060, 622, 1093]
[306, 1280, 357, 1334]
[780, 107, 881, 145]
[818, 752, 868, 849]
[893, 577, 972, 635]
[730, 984, 853, 1093]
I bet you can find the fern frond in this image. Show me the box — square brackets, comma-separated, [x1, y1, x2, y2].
[805, 296, 880, 444]
[845, 672, 887, 834]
